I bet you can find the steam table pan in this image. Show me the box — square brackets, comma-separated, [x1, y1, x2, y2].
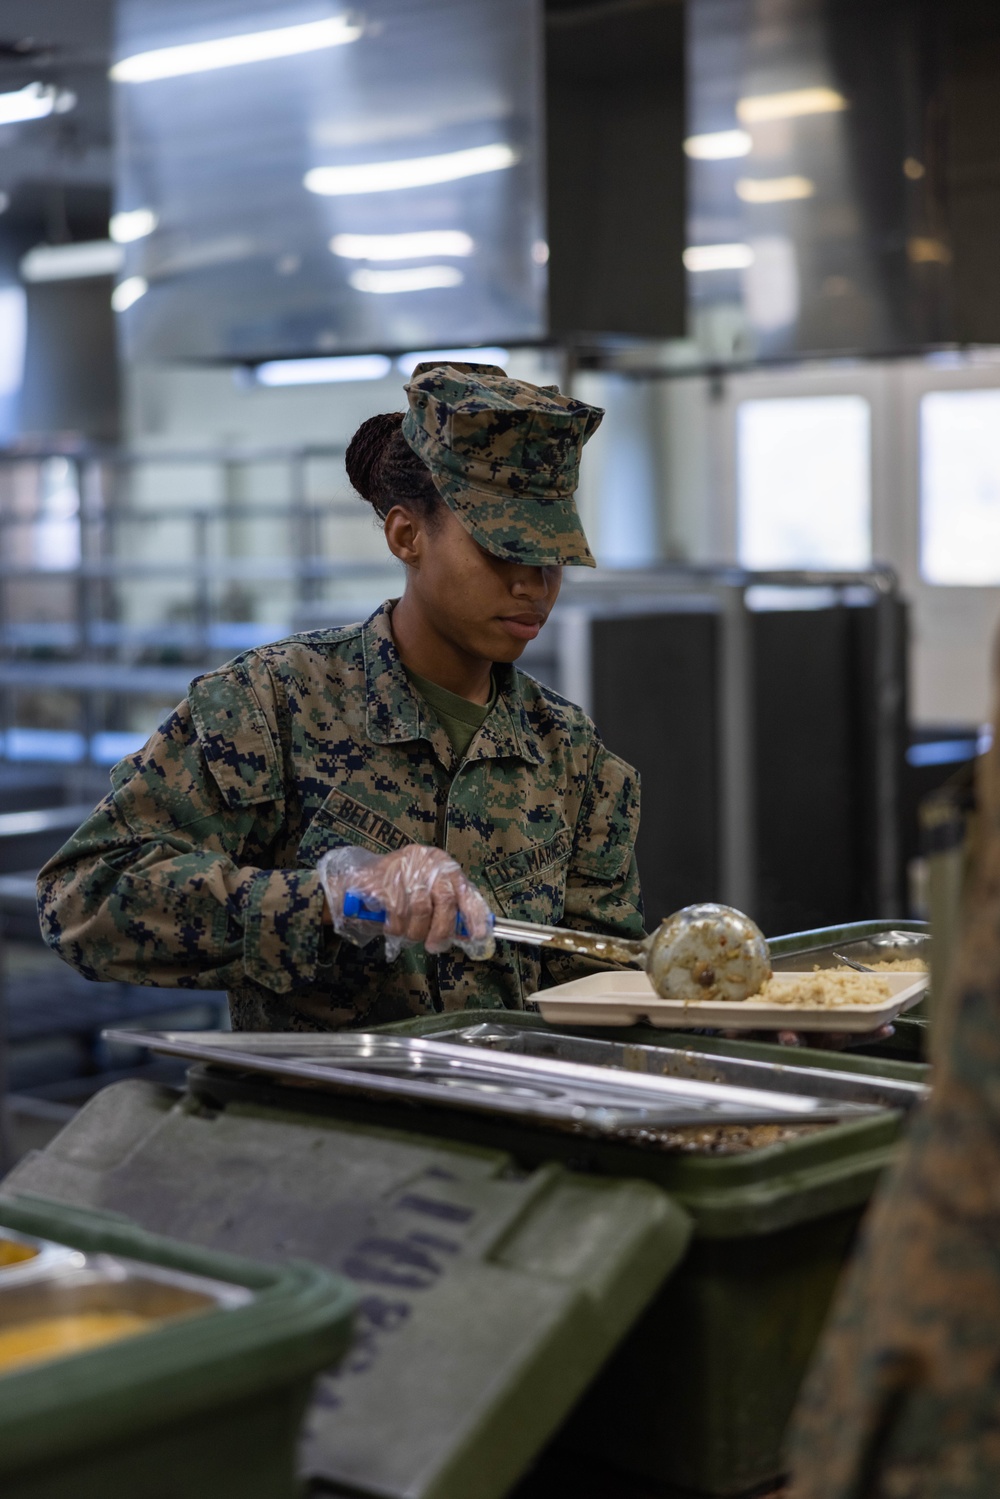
[104, 1027, 899, 1134]
[770, 928, 932, 972]
[432, 1022, 927, 1114]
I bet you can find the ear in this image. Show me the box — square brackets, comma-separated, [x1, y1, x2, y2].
[383, 505, 423, 567]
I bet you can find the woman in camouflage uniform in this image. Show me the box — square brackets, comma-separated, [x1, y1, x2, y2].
[37, 362, 643, 1031]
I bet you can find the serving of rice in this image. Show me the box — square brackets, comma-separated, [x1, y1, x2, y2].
[755, 971, 893, 1008]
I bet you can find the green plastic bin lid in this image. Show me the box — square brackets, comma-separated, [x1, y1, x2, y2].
[5, 1080, 690, 1499]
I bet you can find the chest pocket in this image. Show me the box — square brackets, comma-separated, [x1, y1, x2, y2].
[482, 826, 573, 924]
[297, 788, 413, 867]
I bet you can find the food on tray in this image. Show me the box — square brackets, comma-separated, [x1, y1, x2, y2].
[758, 972, 892, 1008]
[0, 1311, 153, 1375]
[0, 1239, 37, 1268]
[647, 903, 771, 1003]
[849, 958, 928, 973]
[618, 1122, 826, 1154]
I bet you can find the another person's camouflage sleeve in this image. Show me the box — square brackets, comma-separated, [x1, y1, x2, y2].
[785, 657, 1000, 1498]
[36, 676, 328, 993]
[540, 742, 645, 987]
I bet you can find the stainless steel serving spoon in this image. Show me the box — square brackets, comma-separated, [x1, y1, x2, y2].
[832, 951, 876, 973]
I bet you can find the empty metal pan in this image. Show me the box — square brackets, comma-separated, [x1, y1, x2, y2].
[105, 1028, 895, 1139]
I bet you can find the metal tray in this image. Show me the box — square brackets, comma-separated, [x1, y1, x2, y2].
[0, 1231, 81, 1286]
[771, 930, 931, 972]
[0, 1249, 252, 1335]
[105, 1029, 891, 1138]
[433, 1023, 929, 1113]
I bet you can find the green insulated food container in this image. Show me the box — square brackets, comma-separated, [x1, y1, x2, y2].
[309, 1037, 901, 1495]
[364, 921, 930, 1497]
[160, 1028, 909, 1498]
[0, 1193, 355, 1499]
[558, 1110, 898, 1495]
[4, 1080, 690, 1499]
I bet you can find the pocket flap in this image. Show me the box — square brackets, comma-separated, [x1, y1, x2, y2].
[189, 665, 283, 808]
[572, 749, 640, 883]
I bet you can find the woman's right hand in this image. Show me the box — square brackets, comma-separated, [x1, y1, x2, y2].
[318, 843, 492, 956]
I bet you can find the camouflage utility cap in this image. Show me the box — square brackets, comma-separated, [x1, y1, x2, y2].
[402, 361, 602, 567]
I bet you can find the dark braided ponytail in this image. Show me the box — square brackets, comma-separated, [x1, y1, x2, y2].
[345, 412, 441, 524]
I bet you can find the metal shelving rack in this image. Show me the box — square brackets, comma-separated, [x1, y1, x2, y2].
[0, 443, 399, 769]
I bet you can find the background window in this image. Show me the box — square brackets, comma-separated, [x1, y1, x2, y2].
[921, 389, 1000, 586]
[737, 395, 872, 570]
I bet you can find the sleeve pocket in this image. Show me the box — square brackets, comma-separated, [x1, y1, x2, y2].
[572, 747, 640, 883]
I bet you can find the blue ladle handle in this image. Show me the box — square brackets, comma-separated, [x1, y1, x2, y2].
[342, 889, 494, 941]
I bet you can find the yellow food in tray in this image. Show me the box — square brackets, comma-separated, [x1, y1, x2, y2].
[761, 972, 892, 1008]
[0, 1240, 37, 1269]
[0, 1311, 152, 1375]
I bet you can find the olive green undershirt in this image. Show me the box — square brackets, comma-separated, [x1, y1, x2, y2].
[405, 667, 498, 760]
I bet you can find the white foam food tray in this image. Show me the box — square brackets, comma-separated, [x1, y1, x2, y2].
[535, 969, 929, 1032]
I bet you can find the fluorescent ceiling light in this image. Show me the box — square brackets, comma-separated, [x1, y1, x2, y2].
[683, 243, 754, 272]
[110, 208, 158, 243]
[111, 16, 361, 83]
[0, 82, 59, 126]
[305, 143, 518, 197]
[331, 230, 474, 260]
[684, 129, 752, 160]
[111, 276, 148, 312]
[349, 265, 464, 294]
[736, 175, 815, 203]
[255, 354, 392, 386]
[737, 87, 847, 123]
[21, 240, 124, 283]
[397, 347, 510, 377]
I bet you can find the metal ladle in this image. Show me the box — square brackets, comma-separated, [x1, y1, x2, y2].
[342, 895, 772, 1004]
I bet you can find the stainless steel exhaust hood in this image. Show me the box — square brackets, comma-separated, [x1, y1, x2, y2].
[687, 0, 1000, 362]
[111, 0, 686, 362]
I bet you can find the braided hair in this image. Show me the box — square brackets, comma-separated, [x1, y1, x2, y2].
[345, 412, 441, 524]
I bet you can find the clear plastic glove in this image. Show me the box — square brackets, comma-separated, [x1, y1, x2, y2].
[317, 844, 494, 961]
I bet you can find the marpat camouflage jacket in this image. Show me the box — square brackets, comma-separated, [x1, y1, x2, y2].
[786, 659, 1000, 1497]
[37, 601, 643, 1031]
